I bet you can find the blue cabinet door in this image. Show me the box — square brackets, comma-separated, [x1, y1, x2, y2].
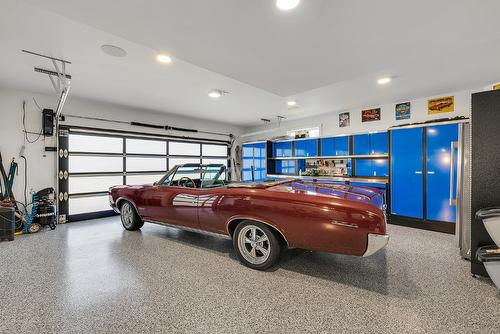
[320, 136, 349, 156]
[276, 160, 296, 175]
[242, 144, 254, 182]
[295, 139, 317, 157]
[353, 134, 370, 155]
[370, 132, 388, 154]
[372, 159, 388, 177]
[425, 124, 458, 223]
[391, 128, 424, 218]
[242, 142, 267, 182]
[334, 136, 349, 156]
[253, 142, 267, 182]
[320, 137, 335, 156]
[274, 141, 293, 158]
[355, 159, 388, 177]
[356, 160, 372, 176]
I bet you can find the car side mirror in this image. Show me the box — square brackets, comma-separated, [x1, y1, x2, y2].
[153, 181, 159, 186]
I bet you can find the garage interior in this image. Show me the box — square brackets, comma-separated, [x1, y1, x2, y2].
[1, 1, 499, 333]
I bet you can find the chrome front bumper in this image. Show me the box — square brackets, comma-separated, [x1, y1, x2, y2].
[362, 233, 389, 257]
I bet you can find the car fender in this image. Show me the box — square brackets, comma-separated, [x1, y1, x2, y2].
[115, 196, 140, 216]
[225, 214, 290, 246]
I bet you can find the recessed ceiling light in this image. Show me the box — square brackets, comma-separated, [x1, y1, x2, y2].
[276, 0, 300, 10]
[287, 100, 297, 107]
[377, 77, 392, 85]
[156, 53, 172, 64]
[101, 44, 127, 57]
[208, 89, 228, 99]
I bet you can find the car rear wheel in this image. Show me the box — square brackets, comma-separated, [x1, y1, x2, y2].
[120, 201, 144, 231]
[233, 221, 282, 270]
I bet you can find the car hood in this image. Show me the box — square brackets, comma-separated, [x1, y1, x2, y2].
[268, 181, 385, 209]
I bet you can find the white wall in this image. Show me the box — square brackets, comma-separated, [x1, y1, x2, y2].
[0, 86, 243, 203]
[240, 89, 480, 141]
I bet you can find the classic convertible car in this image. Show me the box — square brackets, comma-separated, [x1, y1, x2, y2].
[109, 164, 388, 270]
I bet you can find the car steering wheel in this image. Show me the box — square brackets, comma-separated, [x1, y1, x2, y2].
[178, 176, 196, 188]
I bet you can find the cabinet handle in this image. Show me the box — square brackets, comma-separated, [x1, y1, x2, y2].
[449, 141, 458, 206]
[427, 171, 435, 175]
[415, 171, 422, 174]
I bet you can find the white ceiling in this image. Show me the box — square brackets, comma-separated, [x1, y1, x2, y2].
[1, 0, 500, 127]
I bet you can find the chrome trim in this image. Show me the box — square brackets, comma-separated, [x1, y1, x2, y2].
[389, 118, 469, 130]
[331, 220, 358, 229]
[272, 154, 388, 161]
[449, 141, 458, 206]
[144, 219, 232, 240]
[362, 234, 389, 257]
[225, 217, 289, 246]
[227, 178, 299, 189]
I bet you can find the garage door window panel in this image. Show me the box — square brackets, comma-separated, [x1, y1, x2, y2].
[69, 134, 122, 153]
[126, 157, 167, 172]
[69, 156, 123, 173]
[126, 138, 166, 155]
[69, 175, 123, 194]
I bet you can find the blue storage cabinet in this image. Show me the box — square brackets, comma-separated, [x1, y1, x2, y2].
[370, 132, 388, 154]
[425, 124, 458, 223]
[334, 136, 349, 156]
[320, 137, 335, 156]
[353, 132, 388, 155]
[242, 144, 254, 182]
[390, 124, 459, 224]
[321, 136, 349, 156]
[273, 141, 293, 158]
[241, 142, 267, 182]
[295, 139, 317, 157]
[353, 134, 370, 155]
[390, 128, 424, 219]
[276, 160, 296, 175]
[355, 159, 389, 177]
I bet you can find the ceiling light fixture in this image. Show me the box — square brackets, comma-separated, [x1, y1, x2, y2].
[276, 0, 300, 11]
[156, 53, 172, 64]
[287, 100, 297, 107]
[101, 44, 127, 57]
[208, 89, 228, 99]
[377, 77, 392, 85]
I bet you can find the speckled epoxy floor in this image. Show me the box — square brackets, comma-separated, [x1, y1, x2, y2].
[0, 217, 499, 334]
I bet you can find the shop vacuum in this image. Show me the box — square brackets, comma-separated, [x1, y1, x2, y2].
[476, 208, 500, 290]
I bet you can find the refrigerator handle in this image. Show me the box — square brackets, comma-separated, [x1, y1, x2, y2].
[449, 141, 458, 206]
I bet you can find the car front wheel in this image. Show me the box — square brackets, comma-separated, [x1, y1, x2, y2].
[233, 221, 282, 270]
[120, 201, 144, 231]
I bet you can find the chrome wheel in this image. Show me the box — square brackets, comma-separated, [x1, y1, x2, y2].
[237, 225, 270, 265]
[121, 203, 134, 228]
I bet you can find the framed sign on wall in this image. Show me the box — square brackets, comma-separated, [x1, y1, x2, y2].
[361, 108, 381, 122]
[339, 112, 350, 127]
[395, 102, 411, 120]
[428, 96, 454, 114]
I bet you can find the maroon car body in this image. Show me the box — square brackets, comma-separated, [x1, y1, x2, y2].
[109, 164, 388, 259]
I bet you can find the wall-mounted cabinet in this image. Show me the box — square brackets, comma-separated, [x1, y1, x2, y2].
[353, 132, 388, 155]
[294, 138, 318, 157]
[320, 136, 349, 156]
[273, 141, 293, 158]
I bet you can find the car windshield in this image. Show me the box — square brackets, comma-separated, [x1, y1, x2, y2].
[162, 165, 226, 188]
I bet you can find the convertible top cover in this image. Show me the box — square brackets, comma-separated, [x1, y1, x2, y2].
[227, 179, 298, 189]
